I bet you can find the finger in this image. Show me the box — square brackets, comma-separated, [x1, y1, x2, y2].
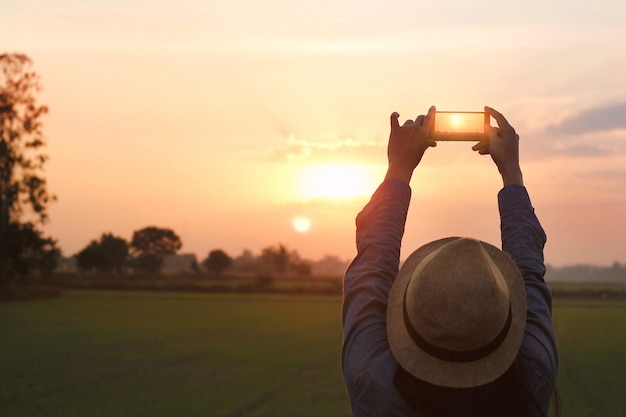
[485, 124, 499, 141]
[390, 112, 400, 131]
[471, 141, 486, 151]
[415, 115, 425, 126]
[402, 119, 413, 127]
[472, 143, 489, 154]
[484, 106, 512, 131]
[422, 106, 436, 133]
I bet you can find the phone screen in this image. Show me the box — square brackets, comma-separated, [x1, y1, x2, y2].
[432, 112, 488, 141]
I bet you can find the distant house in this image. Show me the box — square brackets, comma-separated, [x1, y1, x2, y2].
[162, 253, 198, 274]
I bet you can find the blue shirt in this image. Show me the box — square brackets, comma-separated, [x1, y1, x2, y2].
[342, 179, 558, 417]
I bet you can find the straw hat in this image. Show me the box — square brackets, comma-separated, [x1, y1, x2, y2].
[387, 237, 527, 388]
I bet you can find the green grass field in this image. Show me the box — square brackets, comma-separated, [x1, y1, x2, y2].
[552, 299, 626, 417]
[1, 291, 625, 417]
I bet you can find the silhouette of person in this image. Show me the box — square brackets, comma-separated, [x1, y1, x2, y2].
[342, 106, 558, 417]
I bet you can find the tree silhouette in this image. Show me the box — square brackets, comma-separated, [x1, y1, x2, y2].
[3, 222, 59, 278]
[202, 249, 232, 276]
[130, 226, 182, 274]
[75, 233, 129, 275]
[0, 53, 57, 281]
[76, 241, 103, 274]
[261, 244, 290, 278]
[292, 261, 312, 278]
[99, 233, 129, 274]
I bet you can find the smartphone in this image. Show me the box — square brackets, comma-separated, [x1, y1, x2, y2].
[431, 111, 489, 141]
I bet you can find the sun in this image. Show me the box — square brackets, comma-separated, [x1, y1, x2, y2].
[451, 115, 461, 126]
[299, 163, 379, 200]
[292, 217, 311, 233]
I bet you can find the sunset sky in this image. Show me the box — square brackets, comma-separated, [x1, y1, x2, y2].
[3, 0, 626, 267]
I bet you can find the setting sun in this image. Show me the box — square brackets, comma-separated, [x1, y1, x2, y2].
[298, 163, 380, 200]
[292, 217, 311, 233]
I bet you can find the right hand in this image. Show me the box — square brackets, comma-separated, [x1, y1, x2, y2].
[384, 106, 437, 183]
[472, 106, 524, 186]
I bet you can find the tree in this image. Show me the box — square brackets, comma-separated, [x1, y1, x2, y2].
[76, 241, 102, 274]
[202, 249, 232, 276]
[99, 233, 129, 274]
[311, 254, 350, 277]
[3, 221, 59, 278]
[75, 233, 129, 275]
[130, 226, 182, 274]
[261, 244, 290, 278]
[190, 259, 201, 275]
[230, 249, 259, 275]
[292, 261, 312, 278]
[1, 53, 57, 281]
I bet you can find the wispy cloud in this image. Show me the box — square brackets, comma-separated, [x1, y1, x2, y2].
[549, 143, 616, 157]
[546, 101, 626, 135]
[522, 134, 622, 161]
[577, 168, 626, 182]
[255, 135, 384, 164]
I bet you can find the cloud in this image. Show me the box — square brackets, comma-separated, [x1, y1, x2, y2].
[249, 123, 626, 166]
[256, 135, 384, 164]
[549, 143, 615, 157]
[522, 122, 626, 161]
[507, 137, 603, 162]
[546, 101, 626, 135]
[578, 168, 626, 182]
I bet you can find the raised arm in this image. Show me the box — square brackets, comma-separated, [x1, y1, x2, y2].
[473, 106, 558, 412]
[471, 106, 548, 281]
[342, 106, 437, 404]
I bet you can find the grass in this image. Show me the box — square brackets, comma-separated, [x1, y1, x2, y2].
[1, 291, 625, 416]
[40, 274, 344, 295]
[552, 299, 626, 417]
[0, 291, 348, 417]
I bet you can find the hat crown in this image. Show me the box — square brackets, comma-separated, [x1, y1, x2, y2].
[405, 238, 511, 353]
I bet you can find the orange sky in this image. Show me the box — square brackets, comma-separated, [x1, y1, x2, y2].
[3, 1, 626, 266]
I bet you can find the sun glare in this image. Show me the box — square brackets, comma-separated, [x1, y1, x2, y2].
[299, 163, 379, 200]
[435, 112, 484, 134]
[292, 217, 311, 233]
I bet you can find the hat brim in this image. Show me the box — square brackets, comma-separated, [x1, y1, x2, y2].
[387, 237, 527, 388]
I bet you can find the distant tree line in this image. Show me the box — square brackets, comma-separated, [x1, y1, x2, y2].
[76, 227, 182, 275]
[73, 230, 349, 279]
[215, 245, 350, 279]
[546, 262, 626, 282]
[72, 228, 626, 282]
